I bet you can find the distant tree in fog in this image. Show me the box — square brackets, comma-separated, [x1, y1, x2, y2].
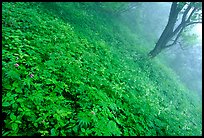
[148, 2, 202, 58]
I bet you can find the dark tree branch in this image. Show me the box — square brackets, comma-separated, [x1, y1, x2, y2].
[165, 25, 185, 48]
[169, 2, 179, 20]
[148, 2, 202, 58]
[168, 22, 185, 40]
[168, 8, 189, 38]
[159, 3, 181, 44]
[181, 4, 192, 23]
[177, 41, 185, 50]
[186, 7, 197, 22]
[165, 17, 201, 48]
[186, 21, 202, 26]
[163, 41, 187, 54]
[168, 7, 200, 43]
[169, 4, 192, 37]
[168, 3, 181, 32]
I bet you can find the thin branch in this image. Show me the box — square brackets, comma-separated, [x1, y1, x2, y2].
[169, 4, 192, 37]
[164, 14, 201, 48]
[186, 21, 202, 26]
[186, 7, 197, 22]
[181, 4, 192, 23]
[116, 3, 138, 15]
[168, 7, 200, 41]
[165, 25, 185, 48]
[178, 41, 185, 50]
[168, 21, 185, 41]
[163, 41, 188, 54]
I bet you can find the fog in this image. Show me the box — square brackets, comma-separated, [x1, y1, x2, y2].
[120, 2, 202, 97]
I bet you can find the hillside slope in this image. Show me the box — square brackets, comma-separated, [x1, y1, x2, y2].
[2, 2, 202, 136]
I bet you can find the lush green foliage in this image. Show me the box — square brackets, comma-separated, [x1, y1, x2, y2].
[2, 2, 202, 136]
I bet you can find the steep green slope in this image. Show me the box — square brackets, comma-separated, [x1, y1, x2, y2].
[2, 2, 201, 136]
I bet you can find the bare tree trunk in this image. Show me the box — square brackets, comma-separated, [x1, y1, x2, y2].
[148, 17, 176, 58]
[148, 43, 163, 58]
[148, 2, 181, 58]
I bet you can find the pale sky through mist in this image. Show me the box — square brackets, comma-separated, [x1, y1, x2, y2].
[194, 24, 202, 40]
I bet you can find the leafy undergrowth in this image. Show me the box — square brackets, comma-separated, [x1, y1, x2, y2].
[2, 2, 202, 136]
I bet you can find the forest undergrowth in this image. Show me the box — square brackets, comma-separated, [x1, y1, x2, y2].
[2, 2, 202, 136]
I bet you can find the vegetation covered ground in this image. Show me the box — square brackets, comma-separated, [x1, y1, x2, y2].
[2, 2, 202, 136]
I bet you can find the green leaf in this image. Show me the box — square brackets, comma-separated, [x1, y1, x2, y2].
[54, 114, 61, 121]
[16, 87, 22, 93]
[73, 125, 78, 133]
[11, 123, 18, 131]
[12, 81, 19, 88]
[51, 128, 56, 136]
[4, 84, 11, 89]
[2, 131, 10, 136]
[23, 78, 31, 88]
[53, 114, 58, 118]
[60, 130, 66, 136]
[15, 120, 22, 124]
[2, 102, 11, 107]
[10, 113, 17, 121]
[81, 128, 85, 132]
[114, 117, 121, 125]
[67, 112, 72, 114]
[59, 120, 65, 127]
[34, 123, 38, 127]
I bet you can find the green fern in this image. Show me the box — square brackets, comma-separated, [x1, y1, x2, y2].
[77, 111, 92, 128]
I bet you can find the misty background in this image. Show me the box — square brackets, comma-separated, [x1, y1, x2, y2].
[118, 2, 202, 97]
